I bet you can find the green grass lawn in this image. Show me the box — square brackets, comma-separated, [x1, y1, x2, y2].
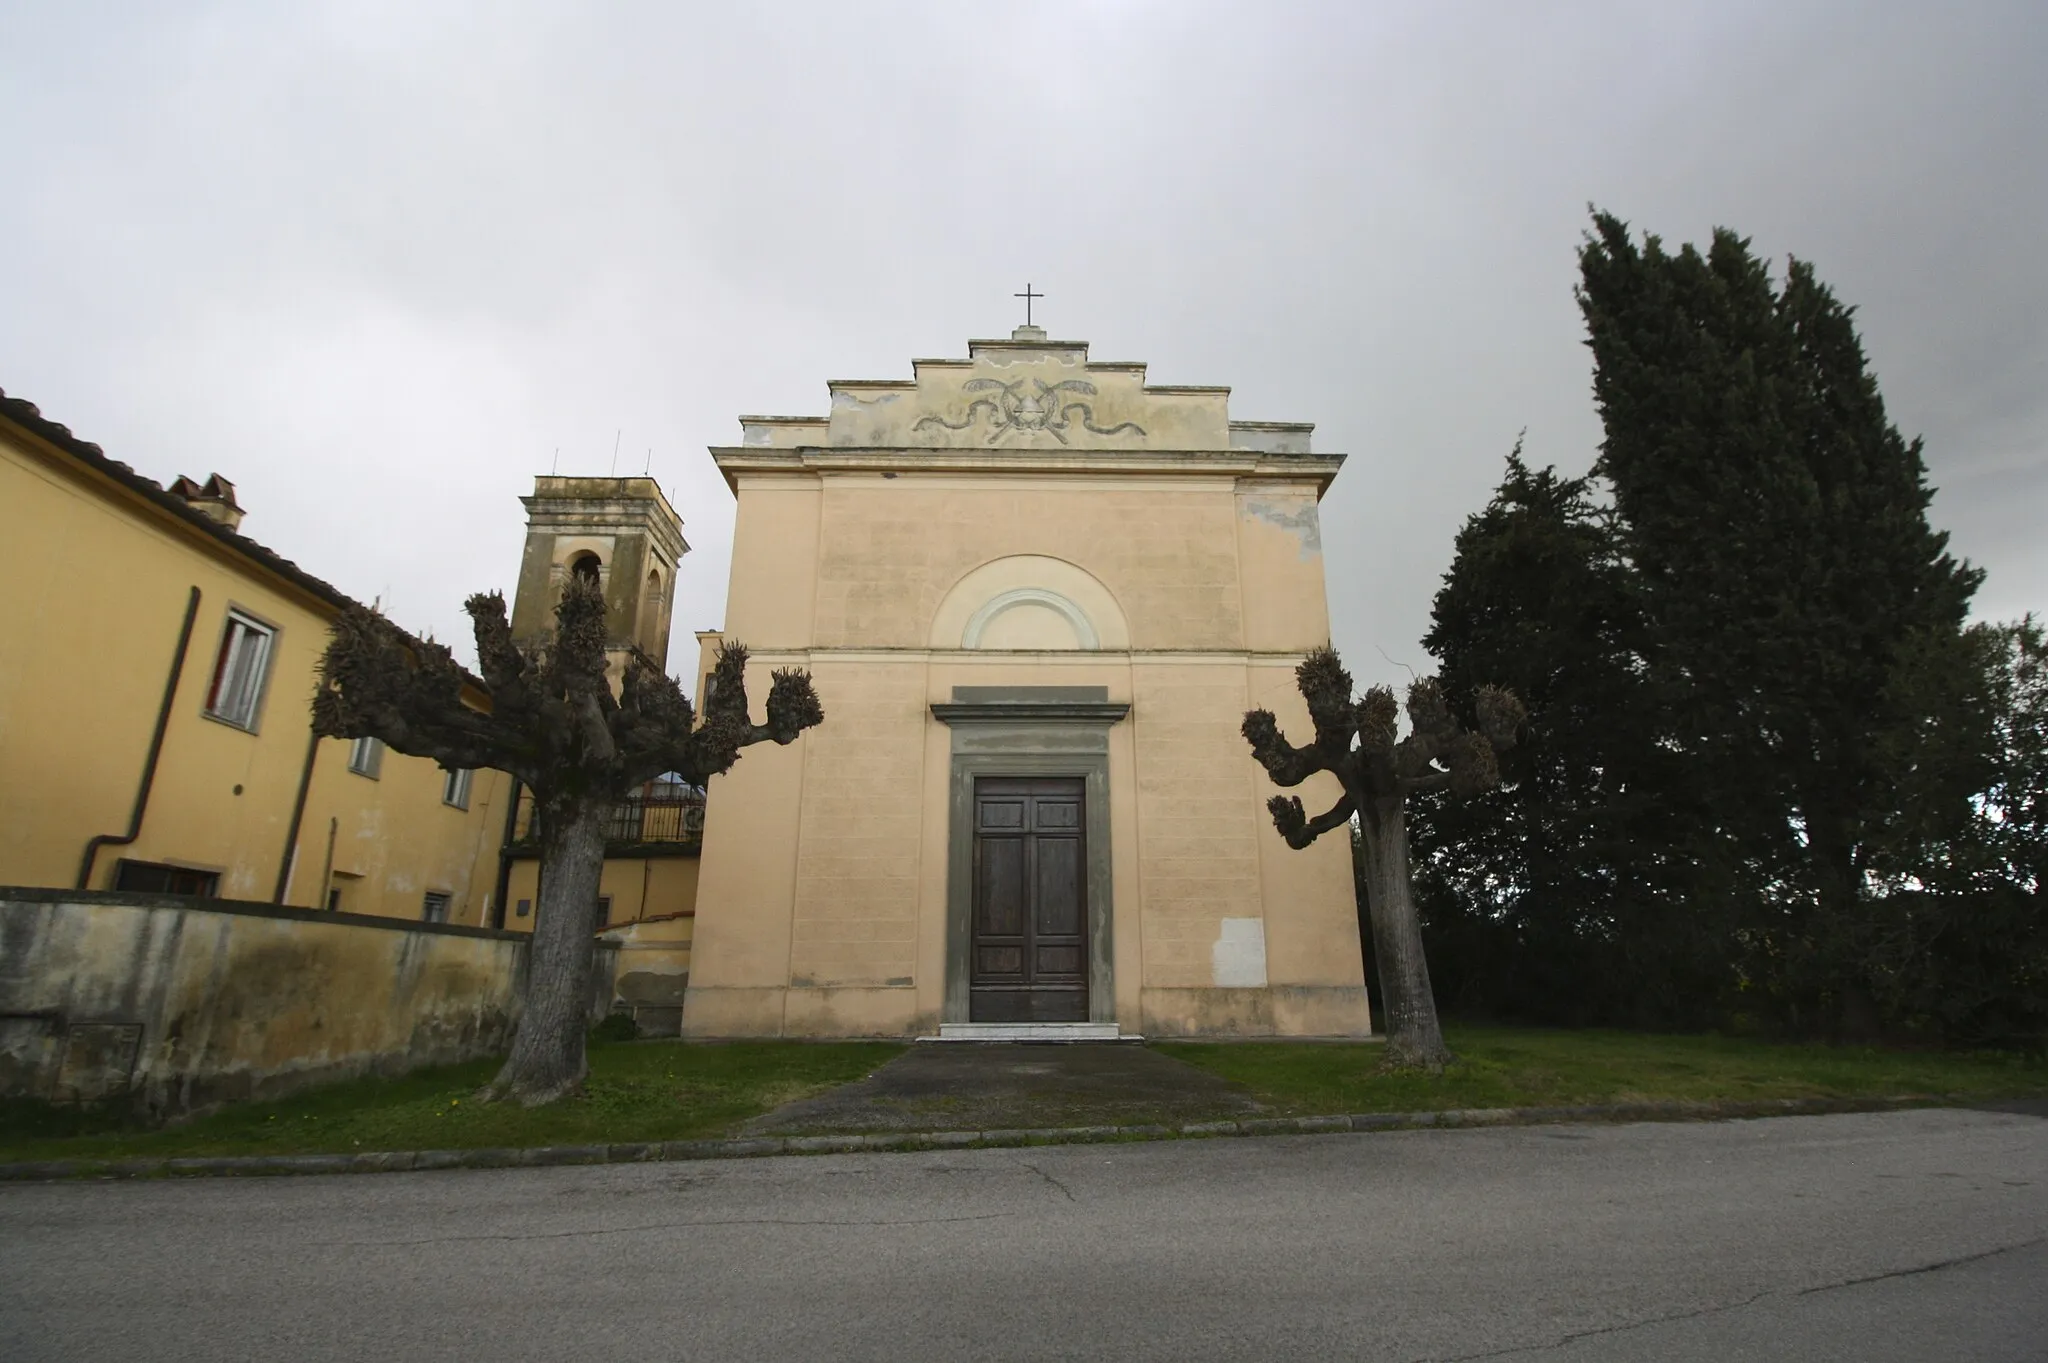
[8, 1027, 2043, 1165]
[1160, 1025, 2048, 1116]
[0, 1040, 904, 1164]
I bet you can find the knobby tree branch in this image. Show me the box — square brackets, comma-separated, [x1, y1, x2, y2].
[1241, 645, 1524, 1070]
[311, 575, 824, 1106]
[315, 578, 824, 798]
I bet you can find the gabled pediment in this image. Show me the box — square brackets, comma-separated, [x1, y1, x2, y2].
[734, 327, 1315, 456]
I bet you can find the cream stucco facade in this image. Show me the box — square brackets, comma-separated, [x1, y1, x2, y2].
[684, 328, 1372, 1039]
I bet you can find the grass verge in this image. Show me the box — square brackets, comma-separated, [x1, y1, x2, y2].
[0, 1041, 905, 1164]
[1159, 1025, 2048, 1116]
[8, 1027, 2041, 1167]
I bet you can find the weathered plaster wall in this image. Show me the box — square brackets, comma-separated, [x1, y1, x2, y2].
[501, 855, 699, 932]
[599, 911, 694, 1036]
[684, 332, 1370, 1040]
[686, 649, 1365, 1039]
[803, 479, 1247, 651]
[1129, 663, 1266, 988]
[0, 890, 618, 1117]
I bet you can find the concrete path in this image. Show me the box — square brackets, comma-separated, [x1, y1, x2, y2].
[744, 1040, 1266, 1134]
[3, 1107, 2045, 1362]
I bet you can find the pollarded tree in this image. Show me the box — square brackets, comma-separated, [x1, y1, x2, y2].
[313, 577, 823, 1105]
[1244, 648, 1523, 1069]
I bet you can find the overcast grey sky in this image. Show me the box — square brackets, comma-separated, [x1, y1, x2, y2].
[4, 1, 2042, 688]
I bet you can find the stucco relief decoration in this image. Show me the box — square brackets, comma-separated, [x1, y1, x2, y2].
[914, 378, 1145, 445]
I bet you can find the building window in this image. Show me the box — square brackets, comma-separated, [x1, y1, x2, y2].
[516, 898, 531, 918]
[114, 860, 220, 897]
[348, 736, 384, 779]
[422, 891, 452, 923]
[595, 895, 612, 929]
[442, 767, 472, 810]
[327, 888, 343, 912]
[204, 611, 276, 730]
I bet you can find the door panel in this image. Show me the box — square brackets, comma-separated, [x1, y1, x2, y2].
[969, 777, 1088, 1023]
[975, 837, 1027, 940]
[1034, 837, 1083, 938]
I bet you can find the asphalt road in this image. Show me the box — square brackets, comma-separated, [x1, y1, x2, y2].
[3, 1108, 2044, 1362]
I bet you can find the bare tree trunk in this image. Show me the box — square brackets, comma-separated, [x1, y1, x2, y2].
[482, 800, 607, 1105]
[1359, 794, 1454, 1070]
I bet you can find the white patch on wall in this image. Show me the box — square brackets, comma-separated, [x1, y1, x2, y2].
[1241, 497, 1323, 560]
[1212, 917, 1269, 988]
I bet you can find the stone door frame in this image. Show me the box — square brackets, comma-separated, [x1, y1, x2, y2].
[930, 687, 1129, 1027]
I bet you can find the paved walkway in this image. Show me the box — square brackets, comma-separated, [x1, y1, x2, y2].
[744, 1041, 1266, 1135]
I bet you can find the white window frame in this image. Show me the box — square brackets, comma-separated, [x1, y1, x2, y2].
[203, 609, 277, 731]
[348, 736, 384, 779]
[442, 767, 473, 810]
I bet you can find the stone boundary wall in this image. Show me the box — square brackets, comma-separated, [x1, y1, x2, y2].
[0, 889, 617, 1118]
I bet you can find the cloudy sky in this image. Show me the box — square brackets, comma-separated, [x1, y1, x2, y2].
[4, 1, 2042, 688]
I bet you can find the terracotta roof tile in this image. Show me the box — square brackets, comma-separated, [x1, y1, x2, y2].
[0, 387, 486, 693]
[2, 386, 363, 614]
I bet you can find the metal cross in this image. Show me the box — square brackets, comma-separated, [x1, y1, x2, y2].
[1014, 282, 1043, 327]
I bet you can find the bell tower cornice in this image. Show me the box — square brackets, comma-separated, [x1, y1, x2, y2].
[509, 474, 688, 674]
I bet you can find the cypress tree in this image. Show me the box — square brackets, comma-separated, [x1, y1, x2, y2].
[1416, 446, 1736, 1025]
[1577, 212, 1983, 1034]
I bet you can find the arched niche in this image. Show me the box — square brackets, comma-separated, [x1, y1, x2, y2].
[638, 567, 667, 658]
[928, 555, 1130, 652]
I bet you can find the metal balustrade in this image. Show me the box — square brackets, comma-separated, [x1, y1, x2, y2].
[507, 785, 705, 850]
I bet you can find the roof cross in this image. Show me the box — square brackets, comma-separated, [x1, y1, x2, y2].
[1014, 282, 1043, 328]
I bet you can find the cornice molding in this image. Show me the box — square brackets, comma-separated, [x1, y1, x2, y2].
[708, 444, 1346, 495]
[930, 701, 1131, 726]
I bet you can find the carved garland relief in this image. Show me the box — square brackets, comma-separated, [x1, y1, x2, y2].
[914, 378, 1145, 445]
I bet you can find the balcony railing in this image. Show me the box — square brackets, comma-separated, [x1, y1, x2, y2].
[508, 785, 705, 852]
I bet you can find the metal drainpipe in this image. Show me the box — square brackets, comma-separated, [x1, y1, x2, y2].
[491, 779, 522, 930]
[317, 817, 339, 910]
[78, 586, 203, 889]
[272, 729, 323, 903]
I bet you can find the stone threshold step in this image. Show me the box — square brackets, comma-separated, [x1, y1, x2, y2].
[920, 1022, 1139, 1043]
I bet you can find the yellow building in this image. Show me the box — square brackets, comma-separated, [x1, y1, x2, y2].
[683, 326, 1372, 1040]
[0, 389, 510, 925]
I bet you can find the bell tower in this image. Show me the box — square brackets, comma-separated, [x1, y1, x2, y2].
[508, 476, 688, 675]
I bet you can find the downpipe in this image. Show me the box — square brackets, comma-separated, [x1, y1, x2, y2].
[77, 586, 202, 889]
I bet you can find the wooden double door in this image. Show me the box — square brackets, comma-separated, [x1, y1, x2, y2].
[970, 776, 1088, 1023]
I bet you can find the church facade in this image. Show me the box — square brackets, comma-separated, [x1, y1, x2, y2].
[684, 327, 1372, 1039]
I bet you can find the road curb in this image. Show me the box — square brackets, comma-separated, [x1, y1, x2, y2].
[0, 1094, 1949, 1182]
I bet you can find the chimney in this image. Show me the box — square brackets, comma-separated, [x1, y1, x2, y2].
[169, 473, 245, 531]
